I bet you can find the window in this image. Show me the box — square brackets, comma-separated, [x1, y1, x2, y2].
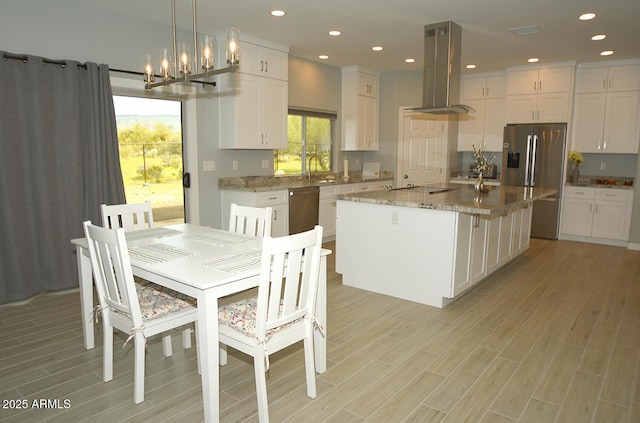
[274, 109, 336, 175]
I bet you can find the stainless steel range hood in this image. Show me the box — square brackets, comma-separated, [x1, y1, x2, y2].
[409, 21, 474, 115]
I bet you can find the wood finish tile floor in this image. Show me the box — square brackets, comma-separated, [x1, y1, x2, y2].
[1, 239, 639, 422]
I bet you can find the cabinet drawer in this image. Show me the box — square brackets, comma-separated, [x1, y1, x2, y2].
[564, 186, 596, 200]
[255, 190, 288, 206]
[596, 189, 630, 202]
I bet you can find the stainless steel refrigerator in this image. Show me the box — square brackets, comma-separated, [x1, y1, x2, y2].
[501, 123, 567, 239]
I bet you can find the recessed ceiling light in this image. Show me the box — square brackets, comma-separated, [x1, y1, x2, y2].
[591, 34, 606, 41]
[318, 55, 329, 60]
[579, 12, 596, 21]
[601, 50, 614, 56]
[328, 30, 342, 37]
[270, 10, 286, 17]
[405, 58, 416, 63]
[528, 57, 540, 63]
[372, 46, 383, 52]
[466, 64, 477, 69]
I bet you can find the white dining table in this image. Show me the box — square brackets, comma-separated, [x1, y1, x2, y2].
[71, 223, 329, 423]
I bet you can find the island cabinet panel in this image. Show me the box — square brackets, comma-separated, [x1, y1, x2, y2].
[336, 202, 457, 306]
[336, 200, 533, 308]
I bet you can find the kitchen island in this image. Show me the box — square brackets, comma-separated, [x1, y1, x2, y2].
[335, 183, 557, 308]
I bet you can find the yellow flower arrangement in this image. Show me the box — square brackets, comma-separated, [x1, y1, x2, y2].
[568, 150, 585, 166]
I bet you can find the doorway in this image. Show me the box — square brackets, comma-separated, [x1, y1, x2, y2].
[397, 108, 449, 187]
[112, 95, 185, 225]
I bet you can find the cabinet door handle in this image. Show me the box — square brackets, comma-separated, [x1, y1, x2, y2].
[265, 61, 268, 72]
[589, 204, 593, 213]
[273, 210, 277, 220]
[482, 87, 485, 97]
[539, 80, 542, 91]
[533, 81, 537, 91]
[260, 60, 264, 72]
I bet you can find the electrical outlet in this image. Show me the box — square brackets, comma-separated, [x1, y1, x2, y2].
[601, 161, 607, 170]
[391, 210, 400, 225]
[232, 160, 238, 170]
[262, 159, 270, 169]
[203, 160, 215, 172]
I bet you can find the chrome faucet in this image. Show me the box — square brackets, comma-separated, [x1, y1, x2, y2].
[307, 154, 320, 181]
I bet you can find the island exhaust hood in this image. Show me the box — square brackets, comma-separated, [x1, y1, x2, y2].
[409, 21, 474, 115]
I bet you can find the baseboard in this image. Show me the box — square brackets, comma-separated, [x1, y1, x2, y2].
[627, 242, 640, 251]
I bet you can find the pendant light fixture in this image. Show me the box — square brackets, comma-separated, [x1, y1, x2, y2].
[144, 0, 239, 90]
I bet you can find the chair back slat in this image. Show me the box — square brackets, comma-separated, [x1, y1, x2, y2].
[228, 203, 273, 237]
[83, 221, 142, 326]
[255, 226, 323, 336]
[101, 201, 154, 231]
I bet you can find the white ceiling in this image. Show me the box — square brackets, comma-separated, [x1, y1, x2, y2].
[68, 0, 640, 74]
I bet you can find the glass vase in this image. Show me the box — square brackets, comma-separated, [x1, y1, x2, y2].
[474, 173, 485, 192]
[572, 164, 580, 184]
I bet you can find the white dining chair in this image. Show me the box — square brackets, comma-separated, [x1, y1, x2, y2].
[101, 201, 154, 231]
[218, 225, 324, 422]
[83, 221, 198, 404]
[228, 203, 273, 237]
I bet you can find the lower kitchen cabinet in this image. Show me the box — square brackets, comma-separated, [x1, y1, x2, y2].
[337, 199, 533, 308]
[319, 181, 389, 239]
[561, 186, 634, 246]
[220, 189, 289, 237]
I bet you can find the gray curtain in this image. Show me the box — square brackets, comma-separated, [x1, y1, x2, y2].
[0, 51, 125, 304]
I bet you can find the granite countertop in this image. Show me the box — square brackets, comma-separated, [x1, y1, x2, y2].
[219, 171, 394, 192]
[568, 175, 634, 189]
[566, 182, 634, 190]
[335, 182, 558, 217]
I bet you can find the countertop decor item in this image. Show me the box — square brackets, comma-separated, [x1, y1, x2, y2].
[472, 144, 493, 193]
[568, 150, 585, 184]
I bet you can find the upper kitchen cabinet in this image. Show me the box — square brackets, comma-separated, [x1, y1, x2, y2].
[342, 67, 379, 151]
[238, 41, 288, 80]
[572, 61, 640, 153]
[575, 63, 640, 93]
[505, 63, 574, 124]
[219, 38, 288, 149]
[457, 73, 506, 152]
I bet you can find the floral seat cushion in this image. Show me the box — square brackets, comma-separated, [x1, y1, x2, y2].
[134, 282, 196, 321]
[219, 297, 299, 339]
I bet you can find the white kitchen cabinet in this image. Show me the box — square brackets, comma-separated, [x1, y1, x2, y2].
[239, 41, 288, 80]
[498, 212, 514, 266]
[319, 181, 388, 239]
[453, 214, 489, 296]
[561, 186, 634, 245]
[505, 64, 574, 123]
[458, 73, 506, 152]
[319, 184, 352, 239]
[572, 63, 640, 153]
[342, 67, 379, 151]
[575, 64, 640, 93]
[219, 73, 288, 149]
[218, 39, 288, 150]
[485, 217, 501, 275]
[220, 189, 289, 237]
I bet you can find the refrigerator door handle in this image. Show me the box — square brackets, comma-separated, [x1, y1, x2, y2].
[530, 135, 538, 186]
[524, 135, 532, 185]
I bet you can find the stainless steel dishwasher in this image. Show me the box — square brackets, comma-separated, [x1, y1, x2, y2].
[288, 186, 319, 234]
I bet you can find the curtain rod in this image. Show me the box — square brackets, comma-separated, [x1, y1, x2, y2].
[2, 52, 87, 69]
[109, 67, 216, 87]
